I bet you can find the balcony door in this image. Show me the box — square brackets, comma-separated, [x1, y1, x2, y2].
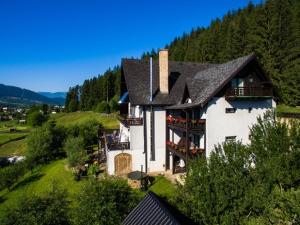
[231, 78, 244, 96]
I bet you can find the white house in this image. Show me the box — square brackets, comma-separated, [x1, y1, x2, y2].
[106, 49, 275, 175]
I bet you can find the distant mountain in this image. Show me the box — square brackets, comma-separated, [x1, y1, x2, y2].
[0, 84, 65, 106]
[38, 92, 67, 99]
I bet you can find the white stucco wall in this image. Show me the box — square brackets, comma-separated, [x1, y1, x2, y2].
[130, 125, 145, 172]
[119, 122, 130, 142]
[145, 108, 166, 172]
[108, 107, 167, 175]
[204, 97, 276, 157]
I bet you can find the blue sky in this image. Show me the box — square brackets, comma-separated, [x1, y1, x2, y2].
[0, 0, 261, 92]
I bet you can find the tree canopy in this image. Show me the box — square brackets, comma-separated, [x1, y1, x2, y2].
[175, 112, 300, 224]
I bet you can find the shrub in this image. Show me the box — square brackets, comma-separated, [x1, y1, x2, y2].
[95, 101, 110, 113]
[0, 162, 26, 191]
[72, 178, 140, 225]
[27, 111, 47, 127]
[0, 183, 70, 225]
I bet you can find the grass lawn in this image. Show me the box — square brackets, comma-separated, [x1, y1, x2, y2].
[0, 120, 28, 131]
[50, 111, 119, 129]
[148, 175, 177, 200]
[0, 159, 86, 216]
[0, 133, 27, 146]
[0, 138, 27, 157]
[276, 105, 300, 115]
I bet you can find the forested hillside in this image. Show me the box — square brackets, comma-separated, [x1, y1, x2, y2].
[0, 84, 64, 106]
[65, 0, 300, 112]
[65, 67, 120, 112]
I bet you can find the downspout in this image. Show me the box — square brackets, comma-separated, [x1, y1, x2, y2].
[143, 106, 148, 174]
[184, 109, 189, 164]
[144, 57, 153, 174]
[149, 57, 155, 162]
[150, 105, 155, 161]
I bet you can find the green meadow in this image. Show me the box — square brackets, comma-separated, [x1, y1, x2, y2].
[50, 111, 119, 129]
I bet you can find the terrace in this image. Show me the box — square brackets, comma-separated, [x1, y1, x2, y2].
[166, 115, 205, 133]
[225, 86, 273, 100]
[104, 131, 130, 151]
[166, 140, 205, 160]
[118, 115, 143, 127]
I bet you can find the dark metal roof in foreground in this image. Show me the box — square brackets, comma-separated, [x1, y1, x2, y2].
[122, 192, 193, 225]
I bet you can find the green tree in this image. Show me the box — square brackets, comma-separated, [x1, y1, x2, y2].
[0, 162, 26, 191]
[176, 111, 300, 224]
[27, 111, 47, 127]
[176, 142, 252, 224]
[64, 137, 88, 167]
[26, 123, 66, 167]
[78, 119, 101, 148]
[72, 178, 140, 225]
[95, 101, 110, 114]
[1, 183, 70, 225]
[109, 95, 119, 112]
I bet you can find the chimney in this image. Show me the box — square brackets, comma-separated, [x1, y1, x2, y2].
[159, 49, 169, 94]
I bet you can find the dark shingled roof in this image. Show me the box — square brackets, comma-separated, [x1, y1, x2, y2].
[122, 54, 256, 108]
[122, 59, 212, 106]
[122, 192, 194, 225]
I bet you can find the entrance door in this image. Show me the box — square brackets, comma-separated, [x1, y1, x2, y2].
[114, 153, 132, 175]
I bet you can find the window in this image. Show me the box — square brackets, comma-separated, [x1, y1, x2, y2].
[225, 136, 236, 142]
[225, 108, 236, 113]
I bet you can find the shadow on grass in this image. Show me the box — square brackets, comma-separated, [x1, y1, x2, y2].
[0, 196, 7, 204]
[12, 173, 44, 191]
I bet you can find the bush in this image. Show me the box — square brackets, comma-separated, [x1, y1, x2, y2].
[0, 162, 26, 191]
[95, 101, 110, 113]
[72, 178, 140, 225]
[0, 183, 70, 225]
[27, 111, 47, 127]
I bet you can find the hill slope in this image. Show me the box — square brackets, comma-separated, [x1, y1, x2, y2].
[0, 84, 64, 106]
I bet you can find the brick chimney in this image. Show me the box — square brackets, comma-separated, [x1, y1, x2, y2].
[159, 49, 169, 94]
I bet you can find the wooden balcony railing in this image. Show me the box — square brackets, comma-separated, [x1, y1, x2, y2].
[166, 141, 205, 159]
[225, 87, 273, 98]
[119, 115, 143, 127]
[166, 116, 205, 132]
[107, 142, 130, 151]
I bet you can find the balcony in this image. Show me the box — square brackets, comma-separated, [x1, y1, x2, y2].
[105, 132, 130, 151]
[119, 115, 143, 127]
[107, 142, 130, 151]
[166, 116, 205, 133]
[225, 86, 273, 100]
[166, 141, 205, 159]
